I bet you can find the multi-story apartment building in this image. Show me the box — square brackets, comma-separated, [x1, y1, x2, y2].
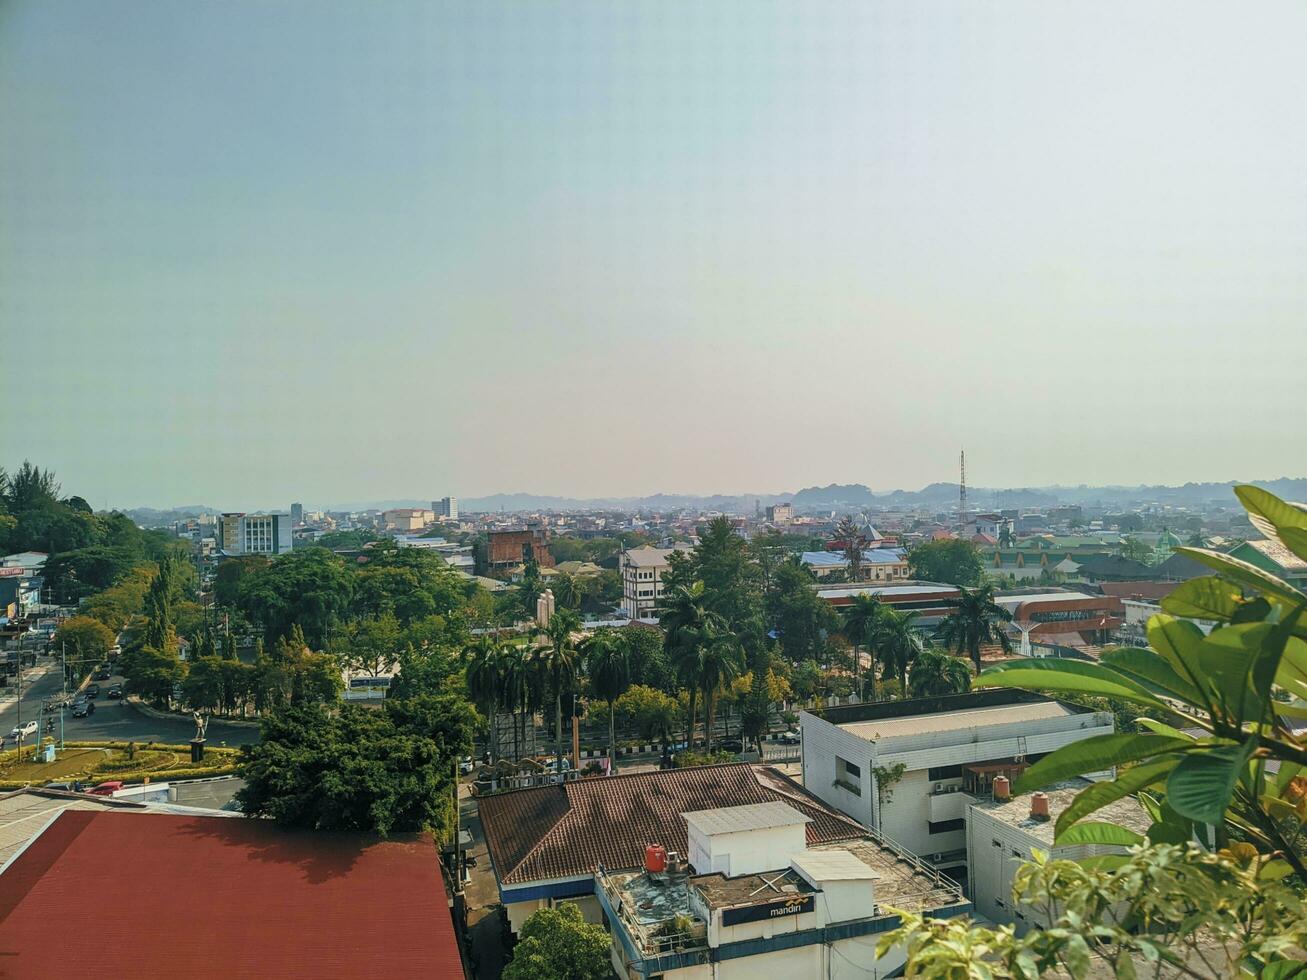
[217, 513, 293, 556]
[619, 544, 689, 619]
[382, 508, 434, 532]
[290, 502, 304, 525]
[765, 502, 794, 523]
[435, 496, 458, 520]
[799, 690, 1113, 879]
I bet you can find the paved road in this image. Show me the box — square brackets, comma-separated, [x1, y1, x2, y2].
[2, 661, 259, 748]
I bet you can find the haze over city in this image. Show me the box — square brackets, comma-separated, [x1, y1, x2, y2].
[5, 0, 1307, 507]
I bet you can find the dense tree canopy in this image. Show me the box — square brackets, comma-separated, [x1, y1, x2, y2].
[236, 548, 355, 646]
[907, 538, 986, 586]
[502, 904, 612, 980]
[236, 694, 476, 837]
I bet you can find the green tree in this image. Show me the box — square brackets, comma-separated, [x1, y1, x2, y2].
[661, 582, 728, 749]
[1120, 535, 1154, 564]
[336, 612, 403, 678]
[535, 608, 583, 772]
[119, 644, 185, 707]
[872, 607, 925, 691]
[502, 903, 612, 980]
[583, 630, 631, 772]
[908, 539, 986, 586]
[236, 695, 476, 837]
[214, 555, 270, 607]
[906, 647, 971, 698]
[464, 635, 506, 762]
[769, 556, 837, 665]
[937, 582, 1014, 674]
[53, 616, 115, 672]
[834, 515, 866, 582]
[842, 594, 888, 699]
[614, 684, 681, 751]
[237, 548, 354, 647]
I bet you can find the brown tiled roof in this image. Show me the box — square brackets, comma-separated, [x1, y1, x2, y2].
[479, 764, 867, 885]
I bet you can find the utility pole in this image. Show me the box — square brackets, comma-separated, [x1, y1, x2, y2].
[60, 642, 67, 748]
[15, 625, 22, 757]
[959, 449, 968, 522]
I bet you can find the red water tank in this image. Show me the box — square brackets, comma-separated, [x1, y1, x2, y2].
[645, 844, 667, 873]
[1030, 792, 1050, 820]
[993, 776, 1010, 800]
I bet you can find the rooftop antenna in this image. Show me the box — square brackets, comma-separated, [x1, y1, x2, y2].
[959, 449, 967, 518]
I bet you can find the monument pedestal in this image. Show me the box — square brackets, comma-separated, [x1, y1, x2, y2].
[190, 739, 206, 763]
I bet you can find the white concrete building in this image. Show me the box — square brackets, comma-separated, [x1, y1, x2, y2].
[799, 691, 1114, 876]
[619, 544, 690, 619]
[598, 802, 967, 980]
[965, 778, 1150, 932]
[435, 496, 458, 520]
[217, 513, 293, 556]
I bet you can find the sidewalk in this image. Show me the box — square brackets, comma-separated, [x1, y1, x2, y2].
[0, 664, 58, 705]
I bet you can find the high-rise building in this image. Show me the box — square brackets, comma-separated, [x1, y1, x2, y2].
[291, 502, 304, 525]
[217, 513, 293, 556]
[436, 496, 458, 520]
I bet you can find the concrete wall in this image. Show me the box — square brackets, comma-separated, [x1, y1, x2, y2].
[506, 893, 603, 935]
[688, 823, 807, 878]
[800, 711, 878, 829]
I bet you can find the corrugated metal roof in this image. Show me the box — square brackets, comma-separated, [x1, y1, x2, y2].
[681, 802, 810, 836]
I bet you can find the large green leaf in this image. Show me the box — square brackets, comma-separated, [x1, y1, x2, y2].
[1279, 526, 1307, 565]
[1276, 636, 1307, 701]
[1273, 761, 1303, 797]
[1055, 760, 1176, 837]
[1164, 739, 1256, 825]
[1014, 733, 1192, 794]
[1174, 547, 1306, 606]
[1235, 484, 1307, 540]
[1099, 646, 1203, 705]
[1053, 820, 1144, 848]
[1160, 576, 1242, 622]
[974, 658, 1169, 712]
[1193, 623, 1271, 725]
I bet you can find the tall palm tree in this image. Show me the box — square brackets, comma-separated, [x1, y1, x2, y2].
[937, 583, 1014, 675]
[908, 646, 972, 698]
[842, 595, 887, 699]
[499, 643, 530, 761]
[874, 608, 925, 691]
[834, 515, 867, 582]
[535, 608, 583, 775]
[697, 632, 744, 753]
[464, 636, 505, 762]
[660, 582, 727, 750]
[583, 631, 631, 773]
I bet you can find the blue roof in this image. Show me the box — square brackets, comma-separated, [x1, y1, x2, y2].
[801, 549, 905, 567]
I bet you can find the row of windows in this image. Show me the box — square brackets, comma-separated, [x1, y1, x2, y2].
[928, 818, 965, 835]
[835, 756, 862, 796]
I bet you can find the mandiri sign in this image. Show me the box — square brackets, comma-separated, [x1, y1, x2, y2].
[720, 894, 815, 927]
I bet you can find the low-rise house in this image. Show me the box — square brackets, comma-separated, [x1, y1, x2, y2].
[799, 691, 1114, 879]
[799, 548, 909, 582]
[619, 544, 690, 619]
[1228, 538, 1307, 590]
[477, 763, 871, 934]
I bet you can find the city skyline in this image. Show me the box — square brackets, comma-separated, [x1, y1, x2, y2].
[5, 1, 1307, 505]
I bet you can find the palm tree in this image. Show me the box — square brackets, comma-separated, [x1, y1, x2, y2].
[907, 647, 972, 698]
[499, 643, 530, 761]
[874, 608, 925, 691]
[583, 631, 631, 773]
[937, 583, 1014, 675]
[697, 632, 744, 753]
[842, 595, 887, 699]
[660, 582, 727, 751]
[464, 636, 505, 762]
[535, 608, 582, 775]
[834, 515, 867, 582]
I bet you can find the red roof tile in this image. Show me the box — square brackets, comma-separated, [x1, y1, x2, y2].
[479, 764, 866, 885]
[0, 811, 464, 980]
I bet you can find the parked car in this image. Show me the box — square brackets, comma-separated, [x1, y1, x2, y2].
[458, 756, 475, 775]
[718, 737, 744, 753]
[83, 684, 101, 699]
[777, 730, 801, 745]
[72, 701, 95, 718]
[87, 781, 123, 797]
[94, 669, 112, 681]
[107, 684, 123, 699]
[8, 720, 38, 739]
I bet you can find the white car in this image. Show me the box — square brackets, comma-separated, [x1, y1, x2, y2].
[9, 721, 38, 739]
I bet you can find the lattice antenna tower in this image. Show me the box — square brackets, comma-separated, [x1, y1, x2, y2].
[959, 449, 967, 517]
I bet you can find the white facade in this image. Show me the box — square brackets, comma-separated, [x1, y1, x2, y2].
[683, 803, 810, 877]
[436, 496, 458, 520]
[800, 696, 1114, 867]
[620, 545, 688, 619]
[218, 513, 293, 556]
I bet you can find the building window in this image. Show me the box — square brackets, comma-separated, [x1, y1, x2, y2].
[928, 764, 964, 781]
[928, 819, 965, 834]
[835, 756, 861, 796]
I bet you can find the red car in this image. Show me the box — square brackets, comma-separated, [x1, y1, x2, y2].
[87, 781, 123, 797]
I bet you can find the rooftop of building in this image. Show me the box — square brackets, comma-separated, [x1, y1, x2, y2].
[682, 801, 811, 836]
[839, 700, 1078, 742]
[800, 549, 906, 567]
[0, 810, 463, 980]
[1239, 538, 1307, 572]
[808, 688, 1082, 732]
[971, 778, 1152, 846]
[812, 581, 960, 599]
[621, 544, 691, 566]
[478, 763, 867, 886]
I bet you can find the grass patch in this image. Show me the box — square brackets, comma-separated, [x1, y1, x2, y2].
[0, 740, 239, 790]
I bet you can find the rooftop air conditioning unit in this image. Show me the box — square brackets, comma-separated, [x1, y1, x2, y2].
[932, 853, 944, 862]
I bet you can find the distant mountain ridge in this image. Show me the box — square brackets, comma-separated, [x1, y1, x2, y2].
[128, 477, 1307, 522]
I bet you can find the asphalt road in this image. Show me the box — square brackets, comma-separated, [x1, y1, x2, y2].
[1, 659, 259, 747]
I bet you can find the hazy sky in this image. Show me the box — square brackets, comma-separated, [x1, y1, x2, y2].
[4, 1, 1306, 509]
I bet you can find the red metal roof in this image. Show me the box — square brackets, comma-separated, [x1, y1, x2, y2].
[0, 811, 464, 980]
[479, 763, 867, 886]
